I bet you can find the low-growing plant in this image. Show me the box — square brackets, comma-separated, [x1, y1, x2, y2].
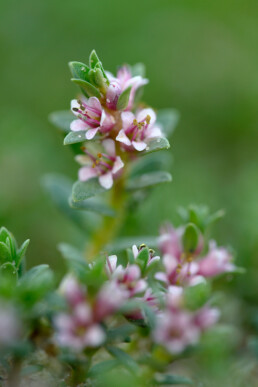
[0, 51, 241, 386]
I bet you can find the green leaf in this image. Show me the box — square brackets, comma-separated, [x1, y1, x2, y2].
[0, 262, 17, 278]
[68, 61, 90, 81]
[58, 243, 89, 281]
[69, 197, 115, 217]
[106, 324, 137, 343]
[135, 247, 149, 272]
[130, 153, 171, 177]
[72, 178, 106, 202]
[42, 174, 91, 232]
[154, 373, 193, 385]
[89, 50, 101, 69]
[116, 86, 132, 110]
[18, 265, 54, 304]
[88, 359, 119, 377]
[63, 130, 101, 145]
[16, 239, 30, 267]
[106, 345, 139, 374]
[156, 109, 179, 137]
[0, 242, 12, 264]
[71, 78, 101, 98]
[49, 110, 74, 132]
[126, 171, 172, 190]
[0, 227, 11, 244]
[89, 68, 107, 90]
[184, 280, 211, 310]
[64, 130, 86, 145]
[141, 137, 170, 156]
[182, 223, 199, 254]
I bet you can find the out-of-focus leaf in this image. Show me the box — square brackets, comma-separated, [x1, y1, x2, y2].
[72, 178, 106, 202]
[0, 242, 12, 264]
[135, 247, 149, 272]
[69, 197, 115, 217]
[154, 373, 193, 385]
[49, 110, 74, 132]
[106, 324, 137, 343]
[185, 280, 211, 310]
[182, 223, 199, 254]
[126, 171, 172, 190]
[156, 109, 179, 137]
[58, 243, 89, 281]
[106, 345, 139, 374]
[16, 239, 30, 267]
[88, 359, 119, 377]
[130, 153, 172, 178]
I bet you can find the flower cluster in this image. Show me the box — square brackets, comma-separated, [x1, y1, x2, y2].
[54, 223, 236, 355]
[67, 52, 165, 189]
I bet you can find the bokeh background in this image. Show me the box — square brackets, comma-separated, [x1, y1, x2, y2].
[1, 0, 258, 340]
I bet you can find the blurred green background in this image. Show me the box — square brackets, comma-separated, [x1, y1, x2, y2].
[0, 0, 257, 297]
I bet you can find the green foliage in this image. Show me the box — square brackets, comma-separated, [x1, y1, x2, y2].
[72, 178, 107, 201]
[178, 205, 225, 233]
[116, 86, 132, 110]
[0, 227, 29, 278]
[48, 110, 74, 132]
[182, 223, 199, 254]
[141, 137, 170, 156]
[154, 373, 193, 385]
[156, 109, 179, 137]
[184, 280, 211, 310]
[126, 171, 172, 190]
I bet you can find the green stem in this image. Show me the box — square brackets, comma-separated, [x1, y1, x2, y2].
[86, 170, 127, 261]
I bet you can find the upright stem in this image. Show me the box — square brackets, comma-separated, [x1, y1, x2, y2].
[86, 168, 127, 261]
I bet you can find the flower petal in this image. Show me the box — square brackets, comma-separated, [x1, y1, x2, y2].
[121, 111, 135, 131]
[137, 108, 156, 125]
[99, 172, 113, 189]
[70, 119, 88, 132]
[132, 141, 147, 151]
[87, 97, 102, 112]
[102, 139, 116, 156]
[83, 325, 105, 347]
[112, 156, 124, 174]
[116, 129, 132, 146]
[86, 127, 99, 140]
[79, 166, 97, 182]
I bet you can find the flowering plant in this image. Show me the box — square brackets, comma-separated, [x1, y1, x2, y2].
[0, 51, 241, 386]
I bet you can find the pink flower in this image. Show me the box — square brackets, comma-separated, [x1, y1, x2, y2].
[0, 303, 22, 347]
[106, 66, 148, 110]
[55, 276, 106, 351]
[125, 288, 159, 321]
[194, 306, 220, 330]
[70, 97, 115, 140]
[55, 312, 105, 351]
[154, 309, 200, 354]
[94, 281, 128, 321]
[76, 139, 124, 189]
[155, 224, 204, 286]
[106, 255, 147, 297]
[197, 242, 235, 278]
[116, 108, 163, 151]
[59, 275, 86, 307]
